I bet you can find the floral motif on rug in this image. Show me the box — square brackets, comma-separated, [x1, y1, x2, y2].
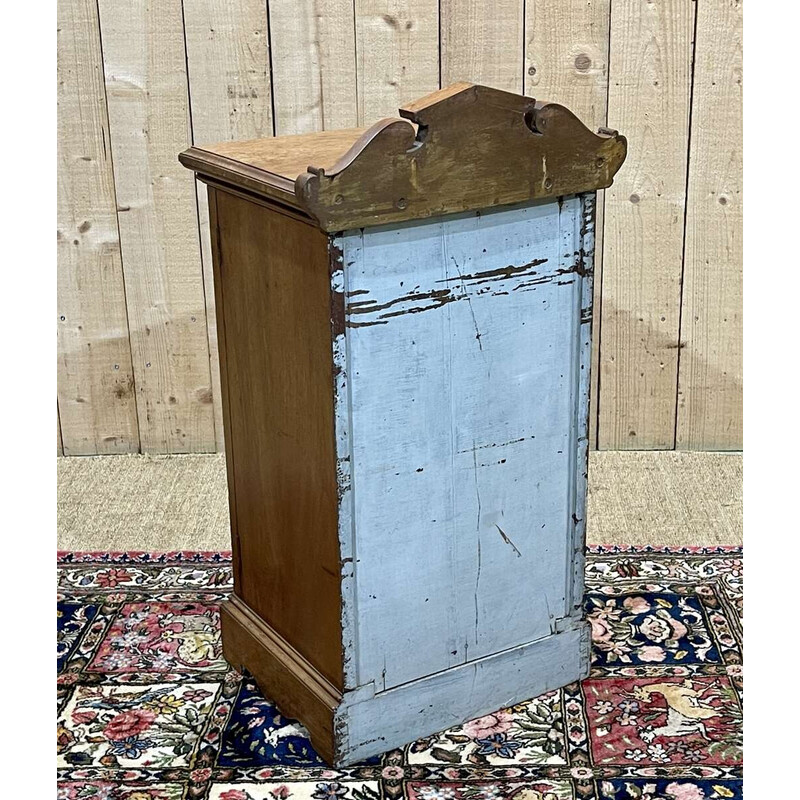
[57, 547, 743, 800]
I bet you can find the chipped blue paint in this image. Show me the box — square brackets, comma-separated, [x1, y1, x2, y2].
[331, 194, 595, 762]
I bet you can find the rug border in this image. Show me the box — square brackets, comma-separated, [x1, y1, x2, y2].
[57, 544, 743, 564]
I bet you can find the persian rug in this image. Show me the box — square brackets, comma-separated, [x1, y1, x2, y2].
[57, 546, 743, 800]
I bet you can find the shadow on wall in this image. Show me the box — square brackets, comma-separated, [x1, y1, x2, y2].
[596, 297, 742, 451]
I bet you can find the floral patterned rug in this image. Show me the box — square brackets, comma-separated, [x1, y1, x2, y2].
[57, 546, 743, 800]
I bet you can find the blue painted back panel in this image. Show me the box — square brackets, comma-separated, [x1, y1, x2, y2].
[336, 195, 592, 692]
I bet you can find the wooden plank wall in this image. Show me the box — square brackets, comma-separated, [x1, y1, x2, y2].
[57, 0, 743, 454]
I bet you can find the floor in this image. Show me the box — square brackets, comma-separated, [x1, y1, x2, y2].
[57, 451, 742, 551]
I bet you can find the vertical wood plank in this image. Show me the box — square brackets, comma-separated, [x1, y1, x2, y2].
[183, 0, 274, 451]
[57, 0, 139, 455]
[440, 0, 523, 92]
[355, 0, 439, 123]
[524, 0, 610, 448]
[675, 0, 742, 450]
[525, 0, 609, 123]
[98, 0, 216, 453]
[598, 0, 694, 449]
[269, 0, 358, 135]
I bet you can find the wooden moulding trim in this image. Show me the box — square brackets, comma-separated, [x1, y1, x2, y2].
[296, 84, 626, 230]
[201, 177, 319, 227]
[180, 83, 627, 232]
[220, 595, 342, 763]
[179, 148, 301, 211]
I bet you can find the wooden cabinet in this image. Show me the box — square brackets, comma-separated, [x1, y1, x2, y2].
[180, 82, 626, 765]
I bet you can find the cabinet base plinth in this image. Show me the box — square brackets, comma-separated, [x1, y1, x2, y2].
[222, 594, 591, 766]
[220, 596, 341, 764]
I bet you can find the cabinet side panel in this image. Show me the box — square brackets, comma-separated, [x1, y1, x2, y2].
[567, 193, 595, 618]
[213, 189, 343, 689]
[344, 197, 591, 691]
[208, 189, 241, 587]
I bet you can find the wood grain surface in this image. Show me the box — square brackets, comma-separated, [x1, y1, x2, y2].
[354, 0, 439, 124]
[675, 0, 742, 449]
[598, 0, 695, 449]
[57, 0, 139, 455]
[57, 2, 743, 453]
[441, 0, 524, 92]
[98, 0, 215, 452]
[524, 0, 610, 448]
[269, 0, 359, 134]
[183, 0, 274, 451]
[183, 84, 626, 231]
[211, 189, 343, 688]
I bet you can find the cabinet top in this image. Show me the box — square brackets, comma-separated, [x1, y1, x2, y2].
[180, 83, 626, 231]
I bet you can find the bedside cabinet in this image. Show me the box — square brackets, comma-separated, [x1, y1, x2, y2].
[180, 82, 626, 765]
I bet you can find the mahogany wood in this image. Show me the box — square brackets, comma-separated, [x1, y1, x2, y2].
[210, 187, 343, 689]
[220, 596, 341, 764]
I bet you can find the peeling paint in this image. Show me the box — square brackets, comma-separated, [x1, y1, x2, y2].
[344, 255, 587, 328]
[337, 196, 595, 701]
[435, 257, 549, 285]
